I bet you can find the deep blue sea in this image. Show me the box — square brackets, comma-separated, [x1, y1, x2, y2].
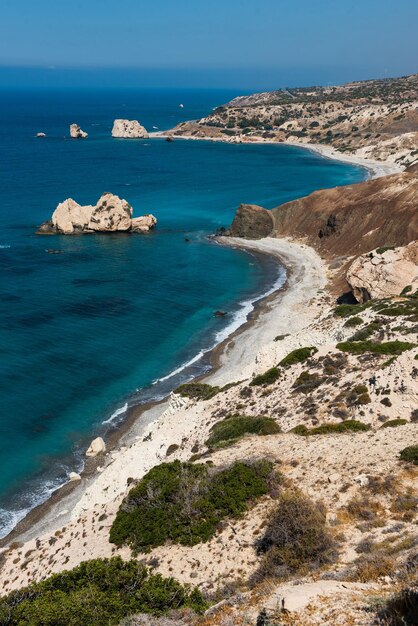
[0, 88, 365, 536]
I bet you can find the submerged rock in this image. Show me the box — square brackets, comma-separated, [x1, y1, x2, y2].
[347, 241, 418, 302]
[70, 123, 88, 138]
[36, 193, 157, 235]
[111, 119, 149, 139]
[86, 437, 106, 457]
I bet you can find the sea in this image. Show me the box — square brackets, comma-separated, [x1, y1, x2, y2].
[0, 88, 366, 536]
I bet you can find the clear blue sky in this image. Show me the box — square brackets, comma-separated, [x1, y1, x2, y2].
[1, 0, 417, 89]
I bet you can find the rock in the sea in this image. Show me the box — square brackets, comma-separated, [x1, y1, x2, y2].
[111, 119, 149, 139]
[69, 472, 81, 481]
[86, 437, 106, 457]
[228, 203, 275, 239]
[36, 132, 46, 138]
[131, 214, 157, 232]
[37, 193, 157, 235]
[70, 123, 88, 139]
[347, 241, 418, 302]
[88, 193, 132, 232]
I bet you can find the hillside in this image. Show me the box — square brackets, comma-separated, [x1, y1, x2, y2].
[168, 74, 418, 169]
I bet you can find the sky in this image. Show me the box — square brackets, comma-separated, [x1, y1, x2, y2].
[0, 0, 417, 89]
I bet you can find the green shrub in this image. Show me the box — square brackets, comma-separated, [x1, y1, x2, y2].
[381, 419, 408, 428]
[400, 446, 418, 466]
[376, 246, 395, 255]
[206, 415, 281, 449]
[348, 321, 381, 342]
[334, 303, 367, 318]
[344, 316, 364, 327]
[253, 490, 337, 581]
[292, 371, 323, 393]
[110, 460, 274, 553]
[174, 383, 219, 400]
[279, 346, 318, 366]
[251, 367, 280, 386]
[0, 557, 206, 626]
[336, 340, 416, 355]
[292, 420, 370, 436]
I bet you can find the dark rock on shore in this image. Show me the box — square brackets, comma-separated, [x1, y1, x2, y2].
[228, 204, 275, 239]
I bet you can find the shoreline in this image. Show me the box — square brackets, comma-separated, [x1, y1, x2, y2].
[0, 239, 289, 546]
[151, 131, 403, 179]
[0, 133, 383, 550]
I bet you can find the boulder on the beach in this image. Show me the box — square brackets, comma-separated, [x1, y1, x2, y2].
[131, 214, 157, 233]
[111, 119, 149, 139]
[228, 203, 275, 239]
[347, 241, 418, 302]
[37, 194, 157, 235]
[70, 123, 88, 139]
[86, 437, 106, 457]
[69, 472, 81, 481]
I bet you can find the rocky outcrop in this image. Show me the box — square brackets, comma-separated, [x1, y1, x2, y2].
[131, 215, 157, 232]
[70, 124, 88, 139]
[37, 193, 157, 235]
[86, 437, 106, 457]
[347, 242, 418, 302]
[228, 204, 275, 239]
[111, 119, 149, 139]
[36, 132, 46, 138]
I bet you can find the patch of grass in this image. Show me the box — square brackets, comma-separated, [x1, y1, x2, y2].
[110, 460, 274, 553]
[292, 420, 370, 436]
[251, 367, 280, 386]
[252, 490, 338, 582]
[381, 356, 398, 368]
[400, 446, 418, 466]
[376, 246, 395, 255]
[377, 587, 418, 626]
[381, 419, 408, 428]
[279, 346, 318, 366]
[205, 415, 281, 449]
[344, 316, 364, 327]
[292, 371, 324, 393]
[174, 381, 239, 401]
[0, 557, 206, 626]
[336, 340, 416, 356]
[348, 321, 381, 342]
[350, 552, 396, 582]
[345, 496, 385, 526]
[334, 303, 368, 318]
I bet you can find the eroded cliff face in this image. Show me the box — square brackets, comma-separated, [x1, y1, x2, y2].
[37, 193, 156, 234]
[346, 242, 418, 302]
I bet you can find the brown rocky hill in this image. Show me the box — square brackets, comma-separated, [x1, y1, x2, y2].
[227, 167, 418, 293]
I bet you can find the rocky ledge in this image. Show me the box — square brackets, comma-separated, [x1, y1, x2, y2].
[37, 193, 157, 235]
[111, 119, 149, 139]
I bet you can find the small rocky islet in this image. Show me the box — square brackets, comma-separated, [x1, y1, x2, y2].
[37, 192, 157, 235]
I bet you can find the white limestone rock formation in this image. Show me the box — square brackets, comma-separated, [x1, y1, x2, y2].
[131, 214, 157, 232]
[111, 119, 149, 139]
[70, 123, 88, 138]
[37, 194, 157, 234]
[86, 437, 106, 457]
[347, 241, 418, 302]
[36, 132, 46, 138]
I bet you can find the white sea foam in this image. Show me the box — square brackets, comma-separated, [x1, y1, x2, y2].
[0, 244, 11, 249]
[102, 402, 128, 425]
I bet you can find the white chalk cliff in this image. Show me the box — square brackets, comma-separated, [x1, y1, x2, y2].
[37, 193, 157, 234]
[111, 119, 149, 138]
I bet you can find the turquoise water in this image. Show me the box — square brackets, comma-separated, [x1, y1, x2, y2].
[0, 89, 365, 536]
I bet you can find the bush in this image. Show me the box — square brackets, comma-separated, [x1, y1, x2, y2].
[0, 558, 206, 626]
[253, 490, 337, 581]
[251, 367, 280, 386]
[174, 383, 219, 401]
[381, 419, 408, 428]
[292, 371, 323, 393]
[400, 446, 418, 466]
[348, 321, 381, 342]
[334, 304, 367, 318]
[377, 587, 418, 625]
[336, 340, 416, 355]
[110, 460, 274, 553]
[344, 316, 364, 327]
[206, 415, 281, 449]
[292, 420, 370, 436]
[279, 346, 318, 366]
